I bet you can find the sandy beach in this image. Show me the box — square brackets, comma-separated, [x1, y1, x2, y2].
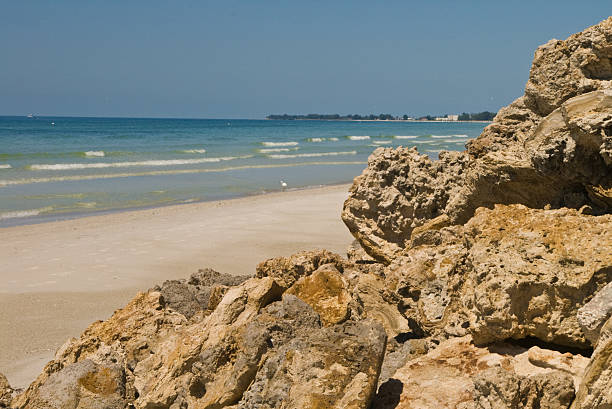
[0, 184, 354, 389]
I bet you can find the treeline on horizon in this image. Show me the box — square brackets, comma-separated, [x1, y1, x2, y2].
[266, 111, 496, 121]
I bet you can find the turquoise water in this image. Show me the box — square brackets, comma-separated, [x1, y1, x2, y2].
[0, 116, 487, 225]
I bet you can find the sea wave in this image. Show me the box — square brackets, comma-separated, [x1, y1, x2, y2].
[84, 151, 105, 157]
[29, 156, 252, 171]
[0, 164, 11, 169]
[329, 137, 339, 141]
[0, 161, 367, 187]
[346, 135, 370, 140]
[180, 149, 207, 154]
[268, 151, 357, 159]
[372, 140, 392, 145]
[0, 206, 54, 220]
[261, 141, 299, 147]
[258, 147, 300, 153]
[393, 135, 420, 139]
[430, 134, 469, 138]
[308, 137, 325, 142]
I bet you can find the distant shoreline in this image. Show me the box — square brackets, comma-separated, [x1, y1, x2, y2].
[265, 118, 492, 123]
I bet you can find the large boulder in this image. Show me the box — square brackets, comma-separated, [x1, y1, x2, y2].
[343, 17, 612, 263]
[373, 336, 587, 409]
[384, 204, 612, 349]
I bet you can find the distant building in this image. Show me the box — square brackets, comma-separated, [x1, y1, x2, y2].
[447, 114, 459, 121]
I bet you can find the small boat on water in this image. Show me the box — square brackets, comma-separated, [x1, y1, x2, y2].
[27, 113, 34, 118]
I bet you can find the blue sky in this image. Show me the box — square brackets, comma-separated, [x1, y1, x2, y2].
[1, 1, 610, 118]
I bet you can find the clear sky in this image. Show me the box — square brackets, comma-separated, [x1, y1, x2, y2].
[1, 1, 610, 118]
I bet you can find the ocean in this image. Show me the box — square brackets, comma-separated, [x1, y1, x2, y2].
[0, 116, 487, 226]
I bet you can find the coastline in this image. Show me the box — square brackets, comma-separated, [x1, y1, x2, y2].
[0, 183, 355, 389]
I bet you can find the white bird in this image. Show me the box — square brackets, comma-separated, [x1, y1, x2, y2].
[280, 180, 288, 190]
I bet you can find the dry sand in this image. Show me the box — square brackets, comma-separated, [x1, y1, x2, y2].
[0, 184, 355, 389]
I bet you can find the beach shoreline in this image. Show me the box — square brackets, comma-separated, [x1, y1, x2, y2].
[0, 183, 355, 389]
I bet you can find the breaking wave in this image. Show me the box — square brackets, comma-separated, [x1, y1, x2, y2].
[180, 149, 207, 154]
[393, 135, 420, 139]
[28, 156, 253, 171]
[84, 151, 105, 157]
[261, 141, 299, 147]
[346, 135, 370, 140]
[0, 206, 54, 220]
[268, 151, 357, 159]
[258, 147, 300, 153]
[0, 164, 11, 169]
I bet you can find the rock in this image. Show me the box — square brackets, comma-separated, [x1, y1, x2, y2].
[571, 316, 612, 408]
[385, 205, 612, 348]
[0, 373, 12, 408]
[156, 268, 251, 319]
[255, 249, 345, 289]
[347, 239, 376, 262]
[372, 336, 582, 409]
[13, 253, 390, 409]
[238, 300, 387, 409]
[473, 367, 575, 409]
[15, 360, 126, 409]
[285, 263, 351, 326]
[342, 148, 468, 263]
[342, 18, 612, 263]
[577, 281, 612, 346]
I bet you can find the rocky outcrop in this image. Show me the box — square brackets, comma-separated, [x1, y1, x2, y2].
[343, 17, 612, 263]
[154, 268, 251, 319]
[577, 281, 612, 345]
[12, 251, 394, 409]
[384, 204, 612, 348]
[372, 336, 587, 409]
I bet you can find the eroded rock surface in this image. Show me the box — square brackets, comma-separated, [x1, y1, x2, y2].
[373, 336, 586, 409]
[12, 251, 393, 409]
[577, 281, 612, 346]
[343, 17, 612, 263]
[385, 204, 612, 348]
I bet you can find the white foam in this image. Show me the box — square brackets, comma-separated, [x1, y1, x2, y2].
[181, 149, 207, 154]
[29, 156, 252, 171]
[394, 135, 419, 139]
[347, 135, 370, 140]
[329, 137, 339, 141]
[268, 151, 357, 159]
[308, 137, 325, 142]
[0, 164, 11, 169]
[0, 206, 53, 220]
[84, 151, 105, 157]
[372, 140, 392, 145]
[261, 141, 299, 147]
[430, 134, 469, 138]
[0, 161, 367, 187]
[258, 147, 299, 153]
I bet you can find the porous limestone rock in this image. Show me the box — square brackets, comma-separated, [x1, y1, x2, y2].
[571, 316, 612, 408]
[384, 205, 612, 348]
[285, 263, 351, 326]
[255, 249, 345, 289]
[155, 268, 250, 319]
[0, 373, 12, 408]
[473, 367, 575, 409]
[13, 251, 393, 409]
[372, 336, 585, 409]
[343, 17, 612, 263]
[577, 281, 612, 346]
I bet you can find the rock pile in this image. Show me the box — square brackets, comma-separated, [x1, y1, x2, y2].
[2, 16, 612, 409]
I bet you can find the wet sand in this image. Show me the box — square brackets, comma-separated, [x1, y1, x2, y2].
[0, 184, 354, 389]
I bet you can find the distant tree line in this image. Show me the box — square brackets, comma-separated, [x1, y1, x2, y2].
[266, 113, 397, 120]
[266, 111, 497, 121]
[458, 111, 496, 121]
